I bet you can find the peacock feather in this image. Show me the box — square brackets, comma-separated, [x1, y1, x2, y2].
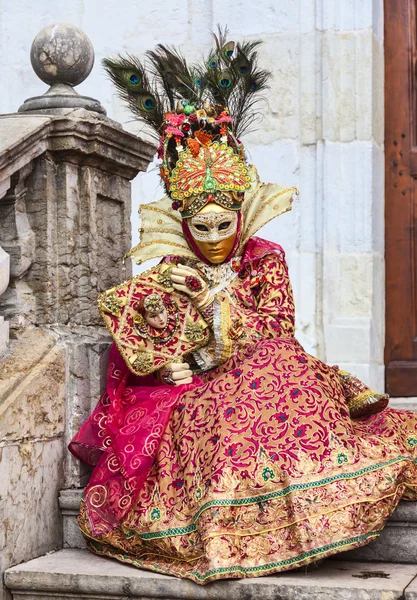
[102, 54, 165, 137]
[103, 27, 271, 160]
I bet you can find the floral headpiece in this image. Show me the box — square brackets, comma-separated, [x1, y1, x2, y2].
[103, 28, 270, 217]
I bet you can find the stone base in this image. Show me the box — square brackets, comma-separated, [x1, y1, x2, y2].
[390, 398, 417, 412]
[59, 490, 86, 550]
[5, 550, 417, 600]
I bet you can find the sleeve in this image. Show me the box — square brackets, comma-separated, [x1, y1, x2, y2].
[199, 253, 295, 366]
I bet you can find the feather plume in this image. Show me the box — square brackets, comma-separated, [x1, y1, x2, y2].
[103, 55, 166, 137]
[102, 27, 271, 142]
[146, 45, 199, 108]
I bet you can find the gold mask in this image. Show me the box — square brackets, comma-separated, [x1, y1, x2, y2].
[188, 203, 238, 264]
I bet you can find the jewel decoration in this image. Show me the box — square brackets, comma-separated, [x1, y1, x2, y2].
[144, 293, 165, 313]
[182, 317, 206, 343]
[130, 351, 155, 374]
[185, 276, 203, 293]
[156, 264, 175, 290]
[169, 142, 251, 201]
[99, 292, 127, 317]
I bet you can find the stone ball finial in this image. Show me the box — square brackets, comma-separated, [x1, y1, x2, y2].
[30, 23, 94, 87]
[19, 23, 105, 114]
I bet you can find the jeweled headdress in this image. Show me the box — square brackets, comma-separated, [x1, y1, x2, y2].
[104, 29, 298, 264]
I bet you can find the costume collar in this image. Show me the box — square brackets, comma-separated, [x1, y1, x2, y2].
[126, 165, 297, 265]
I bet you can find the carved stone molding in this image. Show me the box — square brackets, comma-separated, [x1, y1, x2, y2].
[0, 112, 155, 328]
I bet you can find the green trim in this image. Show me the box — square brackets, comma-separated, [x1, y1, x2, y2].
[89, 529, 382, 582]
[190, 530, 382, 581]
[138, 455, 416, 540]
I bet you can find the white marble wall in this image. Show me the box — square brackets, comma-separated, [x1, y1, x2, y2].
[0, 0, 385, 388]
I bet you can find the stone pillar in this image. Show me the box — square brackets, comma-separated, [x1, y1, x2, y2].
[0, 247, 10, 356]
[1, 24, 154, 489]
[0, 25, 155, 597]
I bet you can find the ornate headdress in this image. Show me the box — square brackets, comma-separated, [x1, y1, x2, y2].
[104, 28, 298, 264]
[141, 293, 165, 315]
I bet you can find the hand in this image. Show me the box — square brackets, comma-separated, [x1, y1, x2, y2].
[171, 265, 208, 299]
[159, 362, 193, 386]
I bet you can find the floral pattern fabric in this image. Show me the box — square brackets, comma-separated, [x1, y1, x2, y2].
[73, 237, 417, 584]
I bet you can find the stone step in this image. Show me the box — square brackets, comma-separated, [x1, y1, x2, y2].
[5, 549, 417, 600]
[390, 398, 417, 412]
[59, 489, 417, 564]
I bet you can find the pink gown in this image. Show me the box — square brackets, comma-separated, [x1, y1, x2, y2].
[70, 237, 417, 583]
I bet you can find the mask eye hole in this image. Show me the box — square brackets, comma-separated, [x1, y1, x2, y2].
[218, 221, 231, 231]
[194, 224, 209, 232]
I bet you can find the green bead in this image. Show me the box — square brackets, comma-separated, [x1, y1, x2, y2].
[183, 104, 196, 115]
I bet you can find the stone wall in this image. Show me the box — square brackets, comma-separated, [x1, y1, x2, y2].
[0, 1, 385, 388]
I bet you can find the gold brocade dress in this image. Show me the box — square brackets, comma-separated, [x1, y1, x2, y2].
[76, 237, 417, 583]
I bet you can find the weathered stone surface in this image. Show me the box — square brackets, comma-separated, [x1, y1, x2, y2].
[5, 551, 417, 600]
[54, 326, 111, 488]
[0, 328, 56, 393]
[0, 318, 8, 357]
[0, 246, 10, 355]
[0, 440, 64, 600]
[0, 113, 154, 328]
[0, 333, 65, 443]
[19, 25, 105, 114]
[0, 115, 52, 188]
[30, 24, 94, 87]
[405, 575, 417, 599]
[0, 326, 66, 600]
[0, 113, 154, 185]
[390, 398, 417, 412]
[0, 248, 10, 296]
[0, 328, 56, 390]
[16, 157, 133, 328]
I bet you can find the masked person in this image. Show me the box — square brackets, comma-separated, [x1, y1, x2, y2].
[69, 31, 417, 584]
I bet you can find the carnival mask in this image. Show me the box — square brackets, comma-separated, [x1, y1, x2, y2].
[188, 203, 238, 264]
